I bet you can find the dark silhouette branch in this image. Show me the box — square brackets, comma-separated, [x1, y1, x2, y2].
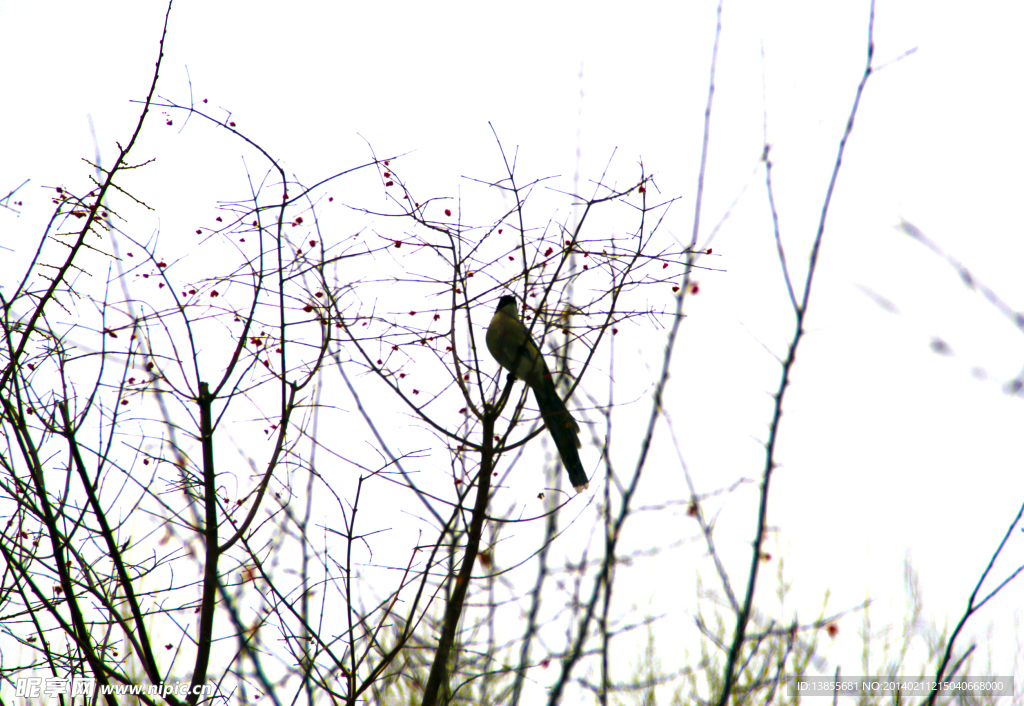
[420, 409, 497, 706]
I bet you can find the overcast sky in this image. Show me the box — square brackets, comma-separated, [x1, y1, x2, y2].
[3, 0, 1024, 687]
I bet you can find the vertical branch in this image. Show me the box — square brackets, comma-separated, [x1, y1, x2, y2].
[690, 0, 723, 253]
[598, 487, 614, 706]
[420, 409, 496, 706]
[716, 2, 876, 704]
[508, 499, 559, 706]
[190, 380, 220, 703]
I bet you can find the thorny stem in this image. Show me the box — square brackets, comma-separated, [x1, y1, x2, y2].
[716, 2, 876, 703]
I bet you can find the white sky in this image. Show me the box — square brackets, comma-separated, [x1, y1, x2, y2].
[3, 0, 1024, 694]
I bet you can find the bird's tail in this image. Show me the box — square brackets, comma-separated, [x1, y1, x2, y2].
[532, 376, 589, 492]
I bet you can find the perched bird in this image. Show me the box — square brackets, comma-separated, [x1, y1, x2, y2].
[485, 295, 588, 492]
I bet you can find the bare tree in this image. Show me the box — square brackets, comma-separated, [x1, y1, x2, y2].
[1, 2, 692, 703]
[6, 2, 1013, 706]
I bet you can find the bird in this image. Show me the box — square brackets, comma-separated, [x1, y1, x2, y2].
[485, 294, 588, 493]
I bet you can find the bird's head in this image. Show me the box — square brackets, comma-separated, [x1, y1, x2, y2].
[495, 295, 518, 315]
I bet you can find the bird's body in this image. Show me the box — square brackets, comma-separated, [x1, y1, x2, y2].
[486, 295, 588, 492]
